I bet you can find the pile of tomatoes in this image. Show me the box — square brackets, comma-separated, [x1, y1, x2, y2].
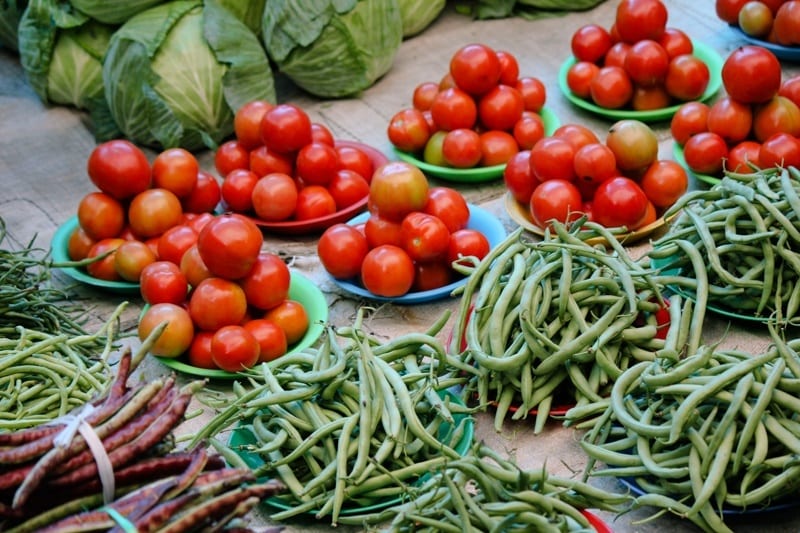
[317, 161, 491, 297]
[505, 120, 688, 231]
[68, 140, 220, 283]
[387, 42, 549, 168]
[138, 213, 311, 373]
[717, 0, 800, 44]
[671, 45, 800, 177]
[214, 101, 374, 222]
[566, 0, 710, 111]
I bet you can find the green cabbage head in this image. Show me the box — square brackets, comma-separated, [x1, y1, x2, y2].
[262, 0, 403, 98]
[397, 0, 445, 37]
[98, 0, 275, 151]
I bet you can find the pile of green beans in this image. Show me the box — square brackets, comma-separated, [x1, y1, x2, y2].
[569, 322, 800, 533]
[451, 222, 670, 433]
[0, 302, 125, 431]
[347, 442, 630, 531]
[649, 166, 800, 323]
[193, 309, 478, 527]
[0, 218, 92, 339]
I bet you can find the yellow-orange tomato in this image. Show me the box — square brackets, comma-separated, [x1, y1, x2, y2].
[138, 303, 195, 358]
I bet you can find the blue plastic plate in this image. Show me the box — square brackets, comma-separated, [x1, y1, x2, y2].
[330, 204, 507, 304]
[729, 24, 800, 63]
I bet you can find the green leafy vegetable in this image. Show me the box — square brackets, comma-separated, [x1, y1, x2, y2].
[97, 0, 275, 151]
[397, 0, 445, 37]
[0, 0, 27, 52]
[261, 0, 403, 98]
[69, 0, 165, 24]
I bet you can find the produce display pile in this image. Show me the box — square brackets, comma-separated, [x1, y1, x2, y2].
[4, 0, 800, 532]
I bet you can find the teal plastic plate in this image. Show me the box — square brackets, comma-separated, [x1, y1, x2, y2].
[50, 216, 140, 294]
[393, 107, 560, 183]
[154, 271, 328, 379]
[558, 40, 723, 122]
[227, 389, 474, 516]
[330, 204, 507, 304]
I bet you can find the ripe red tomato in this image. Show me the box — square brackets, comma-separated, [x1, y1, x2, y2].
[515, 76, 547, 112]
[388, 108, 432, 153]
[513, 112, 546, 150]
[442, 128, 482, 168]
[185, 212, 215, 235]
[360, 245, 415, 297]
[138, 303, 194, 358]
[590, 66, 633, 109]
[77, 192, 126, 241]
[182, 170, 221, 214]
[772, 1, 800, 45]
[449, 43, 502, 96]
[196, 214, 263, 280]
[85, 238, 123, 281]
[530, 179, 584, 229]
[235, 99, 273, 150]
[211, 325, 260, 372]
[430, 87, 478, 131]
[779, 75, 800, 109]
[263, 300, 309, 345]
[423, 186, 470, 233]
[244, 319, 287, 363]
[639, 160, 689, 208]
[139, 260, 188, 305]
[311, 123, 335, 146]
[328, 169, 370, 210]
[68, 227, 95, 261]
[553, 123, 600, 152]
[250, 145, 294, 177]
[157, 224, 198, 266]
[496, 50, 520, 86]
[707, 96, 753, 145]
[530, 137, 576, 182]
[571, 23, 613, 64]
[658, 27, 694, 59]
[615, 0, 668, 43]
[295, 142, 341, 186]
[127, 188, 184, 239]
[683, 131, 729, 175]
[478, 85, 524, 131]
[152, 148, 198, 198]
[335, 145, 374, 182]
[721, 45, 782, 104]
[670, 101, 710, 146]
[239, 253, 291, 311]
[113, 240, 156, 282]
[716, 0, 750, 23]
[189, 277, 248, 331]
[413, 81, 440, 111]
[759, 132, 800, 168]
[567, 62, 601, 100]
[260, 103, 312, 154]
[364, 214, 403, 248]
[604, 41, 631, 68]
[592, 177, 649, 228]
[369, 161, 429, 221]
[752, 96, 800, 142]
[187, 331, 216, 369]
[447, 228, 490, 265]
[624, 40, 670, 87]
[573, 143, 618, 188]
[504, 150, 536, 204]
[295, 185, 337, 221]
[318, 223, 369, 279]
[87, 139, 151, 200]
[214, 140, 250, 178]
[222, 169, 259, 213]
[400, 212, 451, 262]
[606, 119, 659, 173]
[665, 54, 710, 101]
[251, 173, 298, 221]
[180, 244, 212, 288]
[412, 260, 453, 292]
[727, 140, 761, 173]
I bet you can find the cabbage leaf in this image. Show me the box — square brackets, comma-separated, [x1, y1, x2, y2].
[98, 0, 275, 151]
[262, 0, 403, 98]
[0, 0, 27, 52]
[69, 0, 166, 25]
[398, 0, 445, 38]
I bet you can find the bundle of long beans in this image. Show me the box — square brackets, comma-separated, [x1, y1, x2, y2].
[567, 322, 800, 533]
[451, 222, 672, 433]
[650, 166, 800, 324]
[196, 309, 478, 527]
